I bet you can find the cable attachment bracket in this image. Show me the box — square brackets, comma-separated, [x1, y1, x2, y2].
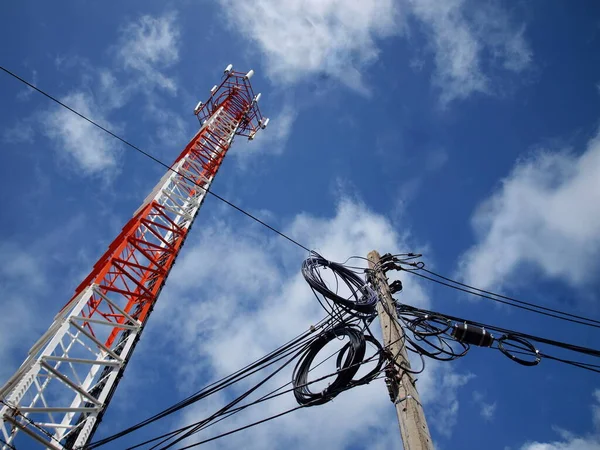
[389, 280, 403, 294]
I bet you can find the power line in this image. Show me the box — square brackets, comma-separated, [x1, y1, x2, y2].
[405, 269, 600, 329]
[395, 302, 600, 373]
[420, 267, 600, 326]
[129, 350, 387, 450]
[173, 405, 305, 450]
[0, 65, 311, 254]
[5, 64, 597, 333]
[86, 316, 336, 449]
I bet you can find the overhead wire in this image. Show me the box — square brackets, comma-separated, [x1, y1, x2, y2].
[140, 350, 386, 450]
[121, 329, 391, 450]
[3, 65, 599, 334]
[419, 266, 600, 326]
[86, 316, 335, 449]
[369, 253, 600, 330]
[407, 270, 600, 329]
[0, 65, 312, 254]
[5, 65, 599, 447]
[3, 65, 597, 335]
[395, 303, 600, 372]
[302, 252, 378, 318]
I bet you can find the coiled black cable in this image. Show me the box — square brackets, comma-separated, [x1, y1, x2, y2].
[302, 252, 377, 317]
[292, 325, 383, 406]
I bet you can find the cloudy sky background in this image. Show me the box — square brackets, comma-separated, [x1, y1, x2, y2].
[1, 1, 600, 449]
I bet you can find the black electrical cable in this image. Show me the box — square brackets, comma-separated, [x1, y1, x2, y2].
[399, 304, 600, 358]
[369, 253, 600, 330]
[125, 334, 390, 450]
[406, 270, 600, 330]
[86, 317, 334, 449]
[365, 281, 428, 375]
[292, 325, 366, 406]
[497, 334, 540, 366]
[0, 65, 312, 254]
[171, 356, 389, 450]
[419, 267, 600, 327]
[302, 252, 377, 317]
[154, 341, 306, 450]
[490, 347, 600, 374]
[395, 308, 469, 362]
[124, 317, 412, 450]
[173, 404, 305, 450]
[396, 303, 600, 372]
[138, 350, 387, 450]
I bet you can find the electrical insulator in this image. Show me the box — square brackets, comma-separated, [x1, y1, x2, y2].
[451, 322, 494, 347]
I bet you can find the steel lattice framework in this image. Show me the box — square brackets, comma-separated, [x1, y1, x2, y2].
[0, 66, 267, 450]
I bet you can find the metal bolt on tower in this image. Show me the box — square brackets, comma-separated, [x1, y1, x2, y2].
[0, 65, 268, 450]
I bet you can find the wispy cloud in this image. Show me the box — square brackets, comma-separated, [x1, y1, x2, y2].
[0, 215, 86, 385]
[409, 0, 532, 105]
[5, 12, 183, 178]
[42, 91, 121, 176]
[473, 391, 497, 421]
[218, 0, 531, 103]
[520, 389, 600, 449]
[421, 363, 474, 437]
[217, 0, 403, 94]
[16, 69, 38, 101]
[458, 128, 600, 290]
[116, 12, 180, 93]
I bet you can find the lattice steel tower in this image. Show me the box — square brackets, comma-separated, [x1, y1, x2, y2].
[0, 65, 268, 449]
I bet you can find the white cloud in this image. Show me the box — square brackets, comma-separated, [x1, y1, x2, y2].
[459, 129, 600, 291]
[42, 91, 121, 176]
[419, 363, 474, 436]
[481, 401, 497, 420]
[16, 69, 38, 101]
[117, 12, 180, 93]
[0, 217, 84, 385]
[141, 198, 471, 448]
[473, 391, 496, 421]
[217, 0, 402, 93]
[229, 101, 297, 164]
[520, 389, 600, 450]
[217, 0, 531, 102]
[409, 0, 532, 105]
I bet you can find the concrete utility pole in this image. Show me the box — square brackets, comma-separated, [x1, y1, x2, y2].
[368, 250, 433, 450]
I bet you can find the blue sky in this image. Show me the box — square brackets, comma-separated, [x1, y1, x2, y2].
[1, 1, 600, 449]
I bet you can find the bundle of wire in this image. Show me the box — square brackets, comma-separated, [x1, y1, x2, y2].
[292, 324, 385, 406]
[379, 253, 600, 330]
[396, 304, 600, 372]
[395, 305, 470, 362]
[302, 252, 377, 318]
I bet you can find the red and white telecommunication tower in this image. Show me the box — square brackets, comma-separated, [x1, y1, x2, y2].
[0, 65, 268, 449]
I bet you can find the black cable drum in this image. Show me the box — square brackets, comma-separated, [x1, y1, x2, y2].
[292, 325, 382, 406]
